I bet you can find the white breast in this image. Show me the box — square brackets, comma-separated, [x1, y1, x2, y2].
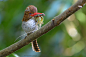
[22, 18, 38, 33]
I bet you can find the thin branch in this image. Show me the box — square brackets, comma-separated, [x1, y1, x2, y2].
[0, 0, 86, 57]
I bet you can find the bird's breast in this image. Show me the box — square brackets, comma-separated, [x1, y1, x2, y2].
[22, 19, 38, 33]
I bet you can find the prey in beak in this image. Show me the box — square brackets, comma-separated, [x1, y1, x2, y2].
[31, 13, 45, 29]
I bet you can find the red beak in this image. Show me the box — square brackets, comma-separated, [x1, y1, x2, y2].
[31, 13, 45, 17]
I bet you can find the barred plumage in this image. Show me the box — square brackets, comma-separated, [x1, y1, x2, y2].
[32, 40, 40, 52]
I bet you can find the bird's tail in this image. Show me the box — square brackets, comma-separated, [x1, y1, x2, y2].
[32, 39, 41, 52]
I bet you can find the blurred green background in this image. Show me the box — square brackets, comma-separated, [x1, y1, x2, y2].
[0, 0, 86, 57]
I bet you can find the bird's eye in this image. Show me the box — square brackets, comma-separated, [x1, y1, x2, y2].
[29, 13, 31, 14]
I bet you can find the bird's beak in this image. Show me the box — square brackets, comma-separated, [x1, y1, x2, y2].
[31, 13, 45, 17]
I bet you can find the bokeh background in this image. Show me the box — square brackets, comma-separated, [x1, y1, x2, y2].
[0, 0, 86, 57]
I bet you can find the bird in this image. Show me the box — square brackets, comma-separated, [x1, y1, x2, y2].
[22, 5, 45, 52]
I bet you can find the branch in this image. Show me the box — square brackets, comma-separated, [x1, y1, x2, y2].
[0, 0, 86, 56]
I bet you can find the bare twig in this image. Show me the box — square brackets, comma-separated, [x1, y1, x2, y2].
[0, 0, 86, 57]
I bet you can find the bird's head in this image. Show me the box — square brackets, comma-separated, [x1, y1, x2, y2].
[22, 5, 45, 22]
[22, 5, 37, 21]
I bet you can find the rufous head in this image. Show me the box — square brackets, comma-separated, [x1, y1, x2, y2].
[22, 5, 37, 21]
[22, 5, 45, 22]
